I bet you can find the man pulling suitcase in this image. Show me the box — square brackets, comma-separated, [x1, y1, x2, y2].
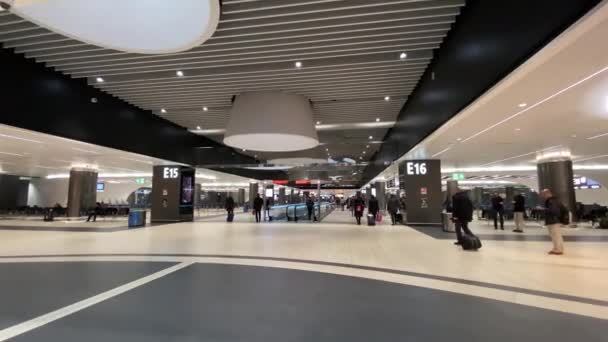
[452, 188, 481, 250]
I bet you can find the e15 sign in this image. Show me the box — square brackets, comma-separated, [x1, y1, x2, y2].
[163, 167, 179, 179]
[406, 162, 427, 175]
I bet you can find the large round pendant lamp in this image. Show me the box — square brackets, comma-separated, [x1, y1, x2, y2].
[2, 0, 220, 54]
[224, 91, 319, 152]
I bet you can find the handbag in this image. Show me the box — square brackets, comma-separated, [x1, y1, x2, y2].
[376, 212, 383, 222]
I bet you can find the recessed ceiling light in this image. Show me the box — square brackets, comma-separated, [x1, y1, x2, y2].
[366, 145, 370, 148]
[518, 103, 527, 108]
[359, 156, 363, 160]
[176, 70, 184, 77]
[160, 108, 167, 113]
[95, 77, 104, 83]
[456, 137, 462, 141]
[362, 151, 366, 154]
[196, 126, 201, 130]
[399, 52, 407, 60]
[242, 149, 247, 152]
[369, 136, 373, 140]
[203, 106, 208, 111]
[295, 61, 302, 68]
[375, 118, 380, 122]
[515, 128, 521, 131]
[316, 121, 321, 125]
[384, 96, 390, 101]
[325, 148, 329, 151]
[571, 134, 577, 138]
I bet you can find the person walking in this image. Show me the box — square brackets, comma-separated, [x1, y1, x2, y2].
[387, 194, 400, 225]
[452, 189, 475, 245]
[306, 195, 316, 221]
[541, 189, 565, 255]
[491, 193, 505, 230]
[512, 191, 526, 233]
[352, 193, 365, 225]
[264, 197, 272, 221]
[368, 195, 379, 226]
[399, 193, 407, 223]
[253, 193, 263, 223]
[225, 196, 235, 222]
[86, 202, 101, 222]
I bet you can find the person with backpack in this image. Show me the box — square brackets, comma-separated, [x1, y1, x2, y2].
[306, 194, 317, 221]
[225, 196, 235, 222]
[541, 189, 567, 255]
[452, 189, 476, 247]
[352, 193, 365, 225]
[253, 193, 264, 223]
[387, 194, 401, 225]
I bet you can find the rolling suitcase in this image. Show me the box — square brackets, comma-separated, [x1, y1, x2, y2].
[395, 213, 403, 223]
[367, 214, 376, 226]
[227, 213, 234, 222]
[461, 234, 482, 251]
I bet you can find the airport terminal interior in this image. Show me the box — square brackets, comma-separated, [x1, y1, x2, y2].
[1, 0, 608, 340]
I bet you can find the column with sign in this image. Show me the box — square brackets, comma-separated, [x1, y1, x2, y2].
[399, 160, 442, 224]
[151, 165, 195, 223]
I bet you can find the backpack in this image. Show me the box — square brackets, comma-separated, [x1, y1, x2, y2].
[559, 204, 570, 225]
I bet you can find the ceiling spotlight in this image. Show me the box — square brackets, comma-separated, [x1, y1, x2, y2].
[399, 52, 407, 60]
[369, 136, 373, 140]
[160, 108, 167, 113]
[176, 70, 184, 77]
[325, 148, 329, 151]
[242, 149, 247, 152]
[366, 145, 370, 148]
[196, 126, 201, 130]
[515, 128, 521, 131]
[456, 137, 462, 141]
[359, 156, 363, 160]
[362, 151, 366, 154]
[375, 118, 380, 122]
[95, 77, 104, 83]
[518, 103, 527, 108]
[295, 61, 303, 68]
[316, 121, 321, 125]
[384, 96, 391, 101]
[203, 106, 208, 111]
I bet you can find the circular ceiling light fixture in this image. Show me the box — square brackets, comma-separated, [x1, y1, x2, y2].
[399, 52, 407, 60]
[384, 96, 391, 101]
[295, 61, 303, 68]
[4, 0, 220, 54]
[224, 91, 319, 152]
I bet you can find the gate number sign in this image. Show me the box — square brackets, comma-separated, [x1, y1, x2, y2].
[406, 162, 427, 175]
[163, 167, 179, 179]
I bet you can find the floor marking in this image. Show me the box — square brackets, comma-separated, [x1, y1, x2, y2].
[0, 261, 194, 341]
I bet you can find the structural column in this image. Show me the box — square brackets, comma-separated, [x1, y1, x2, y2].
[398, 160, 442, 224]
[278, 187, 286, 204]
[249, 182, 259, 208]
[67, 168, 98, 217]
[537, 158, 577, 221]
[151, 165, 195, 223]
[237, 188, 245, 206]
[374, 181, 386, 212]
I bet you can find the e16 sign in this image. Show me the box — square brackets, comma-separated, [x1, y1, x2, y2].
[406, 162, 427, 175]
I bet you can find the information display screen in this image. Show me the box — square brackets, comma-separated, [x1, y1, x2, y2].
[180, 172, 194, 205]
[96, 182, 105, 192]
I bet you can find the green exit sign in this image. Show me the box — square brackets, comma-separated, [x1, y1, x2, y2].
[135, 178, 146, 184]
[452, 173, 465, 181]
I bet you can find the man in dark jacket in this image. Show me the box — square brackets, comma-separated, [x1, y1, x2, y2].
[541, 189, 564, 255]
[387, 194, 400, 225]
[352, 193, 365, 225]
[225, 196, 235, 216]
[452, 190, 474, 245]
[305, 195, 316, 221]
[253, 194, 264, 223]
[368, 195, 379, 219]
[512, 192, 526, 233]
[491, 193, 504, 230]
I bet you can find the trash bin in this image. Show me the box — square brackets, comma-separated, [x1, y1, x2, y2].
[128, 210, 147, 228]
[442, 212, 455, 232]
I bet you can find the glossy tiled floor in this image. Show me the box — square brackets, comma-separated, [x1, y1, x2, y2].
[0, 210, 606, 340]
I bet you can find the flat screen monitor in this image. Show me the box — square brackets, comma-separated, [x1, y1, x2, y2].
[96, 182, 105, 192]
[265, 188, 273, 198]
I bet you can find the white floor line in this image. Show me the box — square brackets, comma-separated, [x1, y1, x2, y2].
[0, 261, 194, 341]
